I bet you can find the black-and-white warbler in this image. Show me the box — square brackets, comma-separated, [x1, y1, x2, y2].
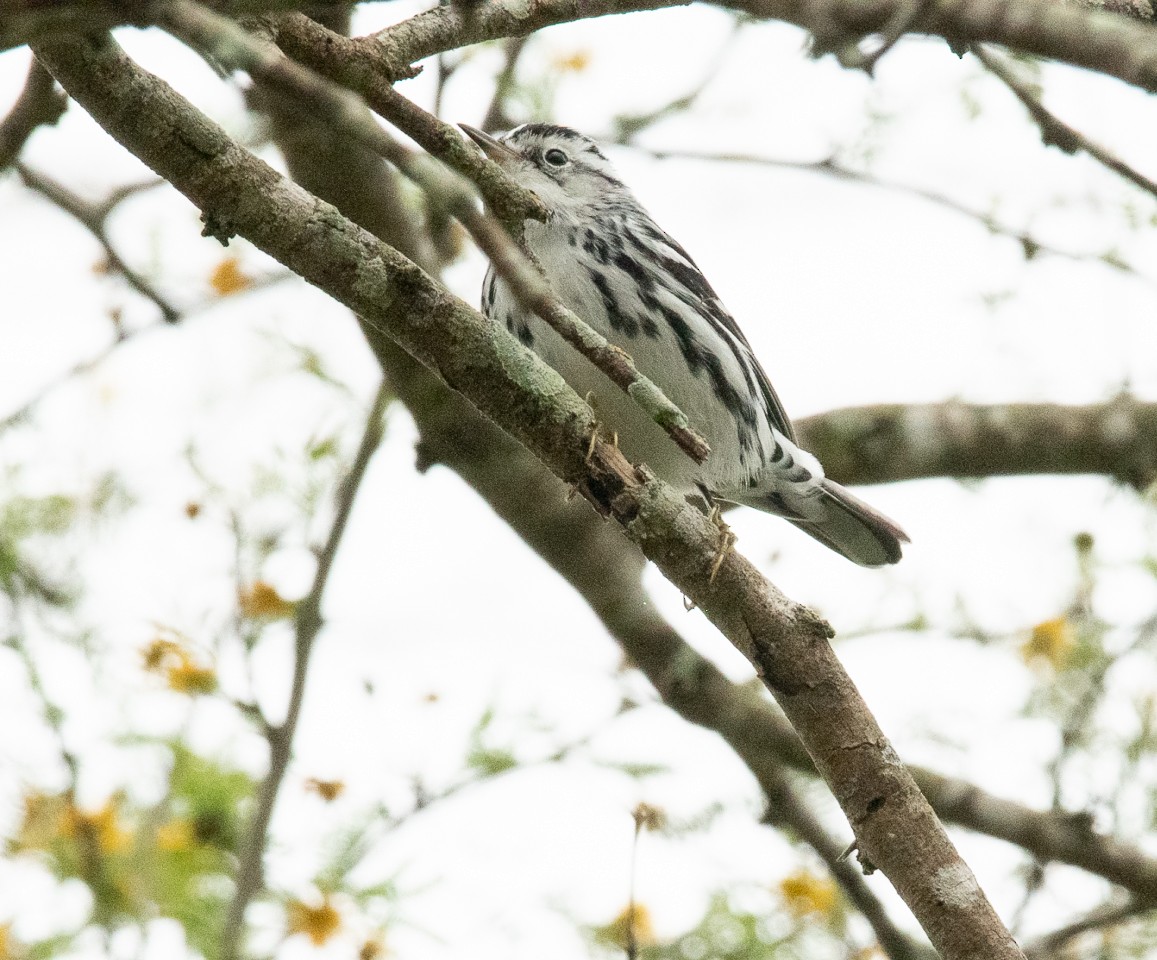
[462, 123, 908, 567]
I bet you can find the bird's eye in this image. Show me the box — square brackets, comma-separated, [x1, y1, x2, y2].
[543, 148, 569, 167]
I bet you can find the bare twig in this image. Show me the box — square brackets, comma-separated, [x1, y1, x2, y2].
[479, 37, 529, 133]
[629, 147, 1153, 285]
[610, 21, 742, 142]
[15, 162, 179, 321]
[3, 618, 111, 906]
[0, 270, 292, 433]
[0, 57, 67, 168]
[1023, 897, 1156, 957]
[163, 2, 711, 464]
[972, 44, 1157, 201]
[219, 378, 392, 960]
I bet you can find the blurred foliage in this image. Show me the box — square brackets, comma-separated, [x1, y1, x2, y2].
[589, 885, 857, 960]
[5, 742, 252, 957]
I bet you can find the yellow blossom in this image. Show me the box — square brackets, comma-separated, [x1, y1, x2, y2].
[141, 629, 217, 694]
[596, 904, 655, 950]
[304, 778, 345, 803]
[632, 802, 666, 833]
[553, 50, 592, 72]
[165, 658, 218, 695]
[141, 636, 184, 673]
[209, 257, 253, 296]
[1022, 616, 1075, 668]
[156, 817, 196, 852]
[239, 581, 296, 620]
[286, 896, 342, 946]
[65, 798, 132, 854]
[0, 922, 24, 960]
[778, 868, 838, 919]
[359, 934, 387, 960]
[9, 790, 69, 853]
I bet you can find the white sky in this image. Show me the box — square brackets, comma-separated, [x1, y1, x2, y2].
[2, 3, 1157, 958]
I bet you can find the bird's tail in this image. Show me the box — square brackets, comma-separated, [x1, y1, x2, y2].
[784, 479, 908, 567]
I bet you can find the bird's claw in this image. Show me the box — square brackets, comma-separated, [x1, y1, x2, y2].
[708, 504, 737, 583]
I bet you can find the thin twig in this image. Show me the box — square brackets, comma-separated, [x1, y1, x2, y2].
[0, 271, 294, 434]
[0, 56, 67, 169]
[162, 2, 711, 464]
[973, 44, 1157, 201]
[626, 811, 643, 960]
[4, 615, 110, 903]
[760, 770, 935, 960]
[1023, 897, 1156, 958]
[219, 378, 392, 960]
[479, 36, 528, 132]
[611, 20, 742, 141]
[629, 146, 1154, 285]
[15, 162, 180, 321]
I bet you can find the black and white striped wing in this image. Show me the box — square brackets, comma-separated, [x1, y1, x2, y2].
[623, 215, 798, 445]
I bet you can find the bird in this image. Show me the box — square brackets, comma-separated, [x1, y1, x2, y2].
[461, 122, 908, 567]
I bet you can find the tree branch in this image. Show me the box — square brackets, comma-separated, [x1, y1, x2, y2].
[972, 44, 1157, 201]
[0, 0, 350, 52]
[219, 378, 391, 959]
[797, 398, 1157, 491]
[761, 763, 937, 960]
[15, 162, 181, 321]
[34, 33, 1023, 959]
[1023, 897, 1155, 958]
[0, 57, 67, 169]
[722, 0, 1157, 96]
[361, 0, 1157, 99]
[162, 1, 710, 462]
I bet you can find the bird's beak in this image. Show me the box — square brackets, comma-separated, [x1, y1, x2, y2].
[460, 124, 522, 168]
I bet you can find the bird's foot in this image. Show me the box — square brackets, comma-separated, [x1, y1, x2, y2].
[707, 504, 737, 584]
[584, 424, 619, 464]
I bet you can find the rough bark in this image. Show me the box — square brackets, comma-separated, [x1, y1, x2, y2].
[798, 399, 1157, 491]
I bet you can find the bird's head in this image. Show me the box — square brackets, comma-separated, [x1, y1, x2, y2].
[460, 122, 626, 217]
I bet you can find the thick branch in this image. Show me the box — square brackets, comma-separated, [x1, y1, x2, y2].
[366, 0, 690, 73]
[35, 34, 1023, 959]
[361, 0, 1157, 98]
[797, 398, 1157, 491]
[0, 0, 350, 52]
[717, 0, 1157, 94]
